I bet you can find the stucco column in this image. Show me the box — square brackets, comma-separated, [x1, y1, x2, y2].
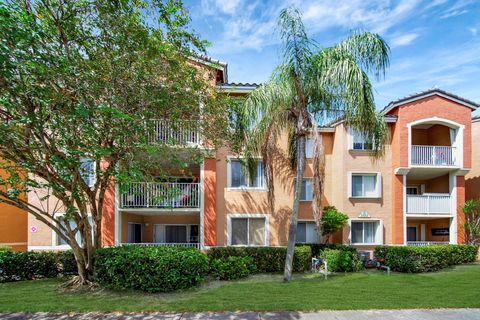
[392, 174, 405, 244]
[203, 158, 217, 247]
[101, 180, 115, 246]
[456, 175, 466, 244]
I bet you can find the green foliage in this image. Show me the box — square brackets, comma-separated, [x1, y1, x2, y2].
[0, 247, 11, 252]
[374, 245, 478, 273]
[207, 246, 312, 273]
[321, 248, 363, 272]
[94, 246, 209, 293]
[320, 206, 349, 241]
[0, 251, 77, 282]
[210, 256, 256, 280]
[0, 0, 229, 282]
[462, 199, 480, 244]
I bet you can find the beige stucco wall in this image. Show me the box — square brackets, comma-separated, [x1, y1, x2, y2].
[466, 119, 480, 200]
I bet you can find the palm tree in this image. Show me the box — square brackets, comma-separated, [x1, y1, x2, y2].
[237, 7, 390, 282]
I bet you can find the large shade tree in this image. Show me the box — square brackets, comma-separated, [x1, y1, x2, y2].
[0, 0, 228, 286]
[237, 7, 390, 281]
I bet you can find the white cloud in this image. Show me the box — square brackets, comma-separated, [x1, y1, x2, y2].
[439, 0, 474, 19]
[389, 33, 419, 48]
[468, 27, 478, 36]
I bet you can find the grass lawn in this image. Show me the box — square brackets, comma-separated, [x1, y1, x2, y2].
[1, 264, 480, 312]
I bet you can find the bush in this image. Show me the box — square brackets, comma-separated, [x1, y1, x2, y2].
[207, 246, 312, 273]
[321, 248, 363, 272]
[0, 246, 11, 252]
[0, 250, 76, 282]
[374, 244, 478, 273]
[94, 246, 209, 293]
[210, 256, 256, 280]
[299, 243, 357, 258]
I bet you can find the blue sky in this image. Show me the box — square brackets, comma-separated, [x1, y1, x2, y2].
[183, 0, 480, 115]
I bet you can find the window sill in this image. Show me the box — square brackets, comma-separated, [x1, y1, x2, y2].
[227, 187, 268, 192]
[351, 243, 382, 246]
[349, 196, 381, 200]
[299, 199, 313, 202]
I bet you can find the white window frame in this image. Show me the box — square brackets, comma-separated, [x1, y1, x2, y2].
[348, 128, 373, 151]
[295, 178, 313, 201]
[296, 220, 319, 244]
[51, 213, 93, 249]
[227, 214, 269, 246]
[349, 219, 383, 245]
[80, 158, 96, 188]
[306, 138, 314, 159]
[348, 172, 382, 199]
[227, 157, 267, 191]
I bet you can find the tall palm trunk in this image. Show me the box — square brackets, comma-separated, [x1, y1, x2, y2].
[283, 134, 306, 282]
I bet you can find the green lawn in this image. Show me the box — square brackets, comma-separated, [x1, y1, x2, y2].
[1, 264, 480, 312]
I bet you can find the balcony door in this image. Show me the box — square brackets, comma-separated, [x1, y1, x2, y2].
[407, 227, 417, 241]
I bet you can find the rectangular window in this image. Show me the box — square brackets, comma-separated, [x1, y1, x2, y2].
[296, 222, 319, 243]
[80, 158, 95, 188]
[229, 159, 265, 188]
[406, 186, 419, 195]
[351, 130, 373, 150]
[351, 174, 379, 198]
[297, 179, 313, 201]
[56, 218, 91, 246]
[306, 138, 314, 158]
[351, 221, 379, 244]
[127, 223, 142, 243]
[230, 217, 266, 246]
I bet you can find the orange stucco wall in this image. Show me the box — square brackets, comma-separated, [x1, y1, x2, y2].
[101, 180, 115, 246]
[0, 198, 27, 251]
[407, 218, 450, 242]
[389, 96, 472, 169]
[204, 158, 217, 246]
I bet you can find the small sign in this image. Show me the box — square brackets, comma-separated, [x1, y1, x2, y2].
[432, 228, 449, 236]
[30, 226, 38, 233]
[358, 211, 370, 218]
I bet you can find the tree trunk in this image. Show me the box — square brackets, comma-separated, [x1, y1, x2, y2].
[70, 238, 95, 286]
[283, 134, 306, 282]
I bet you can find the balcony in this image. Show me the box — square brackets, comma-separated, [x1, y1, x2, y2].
[121, 243, 200, 249]
[149, 120, 201, 146]
[411, 145, 456, 166]
[406, 194, 452, 216]
[120, 182, 200, 209]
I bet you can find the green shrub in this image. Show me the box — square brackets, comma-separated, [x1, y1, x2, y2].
[374, 244, 478, 273]
[0, 246, 11, 252]
[94, 246, 209, 293]
[210, 256, 256, 280]
[321, 248, 363, 272]
[207, 246, 312, 273]
[299, 243, 357, 259]
[0, 251, 76, 282]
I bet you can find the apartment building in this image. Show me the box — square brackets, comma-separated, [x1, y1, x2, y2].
[25, 60, 479, 252]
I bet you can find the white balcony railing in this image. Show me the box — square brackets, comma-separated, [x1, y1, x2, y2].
[122, 242, 200, 249]
[149, 120, 201, 145]
[411, 145, 456, 166]
[407, 241, 449, 246]
[121, 182, 200, 209]
[406, 194, 452, 215]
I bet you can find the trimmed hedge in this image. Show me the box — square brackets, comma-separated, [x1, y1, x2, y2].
[298, 243, 358, 258]
[375, 244, 478, 273]
[321, 248, 363, 272]
[207, 246, 312, 273]
[0, 246, 11, 252]
[94, 246, 209, 293]
[0, 250, 77, 282]
[210, 256, 256, 280]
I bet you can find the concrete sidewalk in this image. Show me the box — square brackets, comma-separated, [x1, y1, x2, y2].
[1, 309, 480, 319]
